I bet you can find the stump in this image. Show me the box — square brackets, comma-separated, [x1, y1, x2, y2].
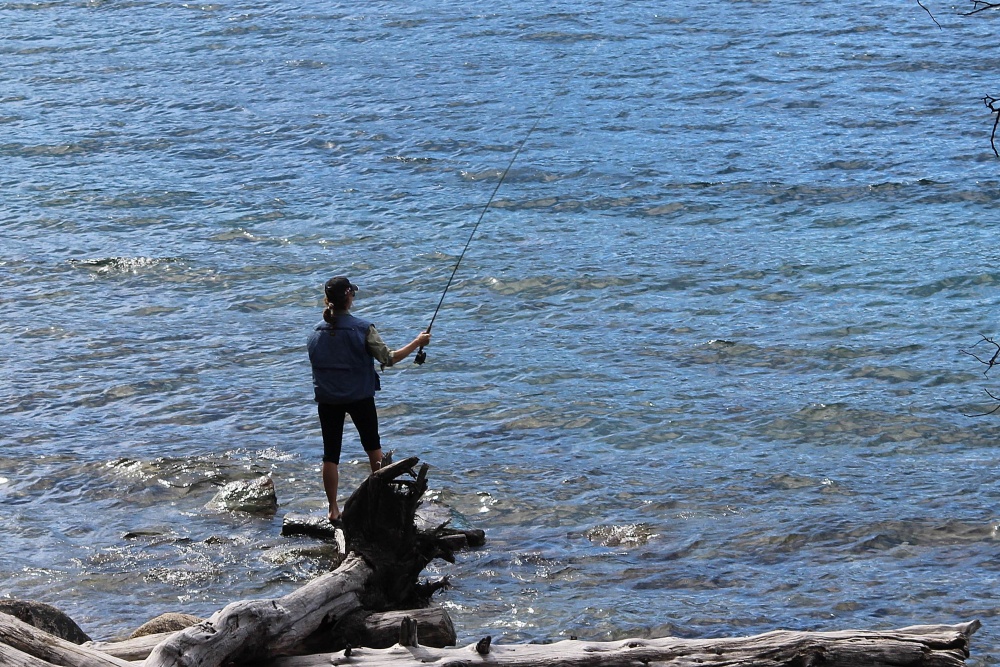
[341, 457, 455, 609]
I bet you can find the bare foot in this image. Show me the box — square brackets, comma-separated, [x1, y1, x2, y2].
[328, 509, 341, 523]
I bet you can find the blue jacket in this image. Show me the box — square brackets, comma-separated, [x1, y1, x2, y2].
[307, 314, 381, 404]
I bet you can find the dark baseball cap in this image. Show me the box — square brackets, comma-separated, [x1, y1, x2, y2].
[325, 276, 358, 300]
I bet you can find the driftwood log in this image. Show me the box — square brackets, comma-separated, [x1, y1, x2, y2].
[263, 621, 981, 667]
[87, 607, 456, 661]
[144, 457, 454, 667]
[0, 611, 132, 667]
[0, 456, 984, 667]
[143, 555, 372, 667]
[0, 612, 981, 667]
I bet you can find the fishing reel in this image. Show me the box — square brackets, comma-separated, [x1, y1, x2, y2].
[414, 347, 427, 365]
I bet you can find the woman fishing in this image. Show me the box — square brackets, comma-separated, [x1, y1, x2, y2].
[307, 276, 431, 524]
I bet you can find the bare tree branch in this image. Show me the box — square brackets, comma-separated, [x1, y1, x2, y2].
[965, 0, 1000, 15]
[918, 3, 1000, 154]
[962, 337, 1000, 416]
[984, 96, 1000, 158]
[961, 335, 1000, 373]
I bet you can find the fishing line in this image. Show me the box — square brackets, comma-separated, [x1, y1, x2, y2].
[414, 97, 555, 365]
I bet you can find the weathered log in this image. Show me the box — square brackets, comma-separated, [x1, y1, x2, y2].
[0, 640, 60, 667]
[89, 605, 456, 662]
[77, 615, 204, 663]
[362, 608, 456, 649]
[293, 606, 457, 655]
[1, 613, 981, 667]
[0, 612, 132, 667]
[143, 555, 371, 667]
[88, 632, 171, 662]
[265, 621, 981, 667]
[89, 606, 457, 661]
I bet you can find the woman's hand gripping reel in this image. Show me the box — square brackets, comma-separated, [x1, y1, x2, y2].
[413, 328, 431, 365]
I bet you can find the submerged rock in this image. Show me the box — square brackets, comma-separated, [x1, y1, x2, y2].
[585, 523, 656, 548]
[0, 600, 91, 644]
[207, 476, 278, 515]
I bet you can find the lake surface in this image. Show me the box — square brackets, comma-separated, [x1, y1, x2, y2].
[4, 0, 1000, 662]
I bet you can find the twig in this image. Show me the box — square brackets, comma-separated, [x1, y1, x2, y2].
[964, 389, 1000, 417]
[963, 336, 1000, 416]
[984, 96, 1000, 158]
[961, 335, 1000, 374]
[918, 0, 943, 28]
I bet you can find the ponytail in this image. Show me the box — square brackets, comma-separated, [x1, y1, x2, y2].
[322, 288, 351, 328]
[321, 279, 353, 331]
[323, 300, 338, 327]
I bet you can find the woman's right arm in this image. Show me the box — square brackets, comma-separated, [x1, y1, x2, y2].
[391, 331, 431, 364]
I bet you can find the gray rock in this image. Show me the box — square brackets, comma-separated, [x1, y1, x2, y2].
[129, 612, 203, 638]
[0, 599, 91, 644]
[207, 476, 278, 514]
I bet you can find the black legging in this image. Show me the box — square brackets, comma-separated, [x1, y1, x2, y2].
[317, 397, 381, 464]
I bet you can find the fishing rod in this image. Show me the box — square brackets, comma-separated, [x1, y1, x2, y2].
[414, 100, 554, 365]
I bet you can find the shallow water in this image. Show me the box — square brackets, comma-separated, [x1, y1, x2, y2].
[3, 0, 1000, 662]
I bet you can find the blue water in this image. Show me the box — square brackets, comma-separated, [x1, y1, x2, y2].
[3, 0, 1000, 662]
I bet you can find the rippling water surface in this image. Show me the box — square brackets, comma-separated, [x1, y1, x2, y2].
[4, 0, 1000, 662]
